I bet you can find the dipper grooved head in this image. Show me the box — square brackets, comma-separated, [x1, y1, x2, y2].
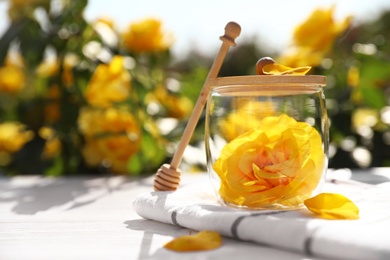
[154, 164, 181, 191]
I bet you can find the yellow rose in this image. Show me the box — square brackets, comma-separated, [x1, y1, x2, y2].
[62, 54, 77, 87]
[122, 18, 173, 53]
[347, 66, 360, 88]
[0, 122, 33, 166]
[36, 54, 75, 87]
[150, 85, 193, 119]
[294, 6, 351, 52]
[36, 59, 59, 77]
[352, 108, 378, 130]
[38, 127, 61, 160]
[84, 55, 131, 107]
[78, 106, 140, 174]
[278, 6, 352, 67]
[0, 64, 25, 94]
[219, 100, 276, 142]
[44, 85, 61, 124]
[213, 114, 325, 208]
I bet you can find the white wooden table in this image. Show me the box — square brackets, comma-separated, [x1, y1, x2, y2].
[1, 168, 389, 260]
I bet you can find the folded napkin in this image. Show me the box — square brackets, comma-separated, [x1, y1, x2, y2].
[133, 174, 390, 260]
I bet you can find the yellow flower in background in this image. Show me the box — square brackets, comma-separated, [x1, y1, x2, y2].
[62, 54, 77, 87]
[347, 66, 360, 88]
[151, 85, 193, 119]
[352, 108, 378, 130]
[84, 55, 131, 107]
[347, 66, 363, 104]
[0, 122, 33, 166]
[219, 100, 276, 142]
[36, 59, 59, 77]
[39, 127, 61, 160]
[213, 114, 325, 208]
[78, 106, 141, 174]
[278, 6, 352, 67]
[0, 122, 33, 152]
[0, 64, 25, 94]
[122, 18, 173, 53]
[43, 85, 61, 124]
[294, 6, 351, 53]
[36, 54, 76, 87]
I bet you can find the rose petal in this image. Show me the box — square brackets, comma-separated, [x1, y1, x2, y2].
[253, 163, 286, 179]
[164, 231, 222, 252]
[262, 63, 311, 75]
[304, 193, 360, 220]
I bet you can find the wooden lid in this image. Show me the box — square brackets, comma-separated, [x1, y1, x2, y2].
[207, 75, 327, 87]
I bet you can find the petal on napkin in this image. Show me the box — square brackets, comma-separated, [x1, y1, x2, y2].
[304, 193, 360, 220]
[164, 231, 222, 252]
[262, 63, 311, 75]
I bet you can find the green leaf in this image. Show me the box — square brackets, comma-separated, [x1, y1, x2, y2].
[356, 55, 389, 109]
[18, 18, 47, 68]
[140, 131, 165, 166]
[360, 86, 386, 109]
[127, 153, 142, 175]
[44, 156, 64, 177]
[359, 56, 390, 84]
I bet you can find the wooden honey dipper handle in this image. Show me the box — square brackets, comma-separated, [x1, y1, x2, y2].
[154, 22, 241, 191]
[170, 21, 241, 169]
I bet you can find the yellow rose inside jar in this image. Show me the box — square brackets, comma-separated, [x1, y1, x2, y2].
[205, 75, 328, 210]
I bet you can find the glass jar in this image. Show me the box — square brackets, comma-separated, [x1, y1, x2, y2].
[205, 75, 328, 210]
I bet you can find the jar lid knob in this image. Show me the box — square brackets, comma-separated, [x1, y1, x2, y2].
[256, 57, 276, 75]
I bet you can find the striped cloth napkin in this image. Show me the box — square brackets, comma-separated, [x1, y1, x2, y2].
[133, 174, 390, 260]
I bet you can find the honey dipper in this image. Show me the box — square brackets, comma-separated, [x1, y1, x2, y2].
[154, 21, 241, 191]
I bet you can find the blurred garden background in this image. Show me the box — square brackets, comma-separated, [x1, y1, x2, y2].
[0, 0, 390, 176]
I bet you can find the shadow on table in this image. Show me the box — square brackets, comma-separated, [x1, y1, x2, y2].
[124, 219, 189, 259]
[124, 219, 323, 260]
[0, 175, 152, 215]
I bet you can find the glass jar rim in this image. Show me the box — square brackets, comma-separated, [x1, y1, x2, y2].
[207, 75, 326, 88]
